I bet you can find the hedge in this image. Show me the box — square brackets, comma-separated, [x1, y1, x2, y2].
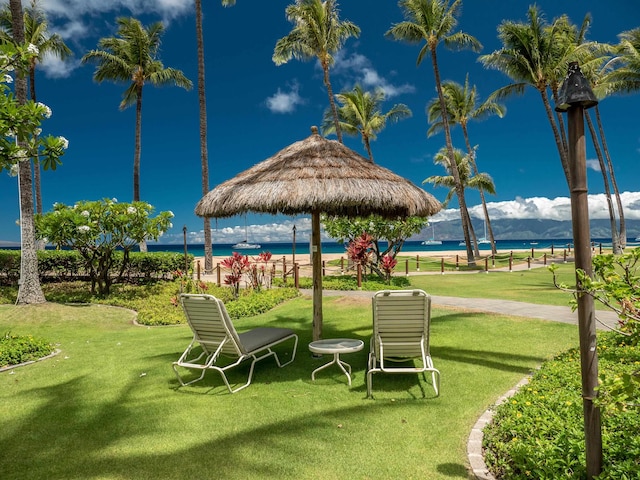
[0, 249, 193, 285]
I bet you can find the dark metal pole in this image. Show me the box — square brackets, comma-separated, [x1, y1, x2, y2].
[568, 105, 602, 479]
[183, 225, 189, 273]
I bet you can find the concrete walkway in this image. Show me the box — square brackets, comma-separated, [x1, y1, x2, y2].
[305, 289, 620, 330]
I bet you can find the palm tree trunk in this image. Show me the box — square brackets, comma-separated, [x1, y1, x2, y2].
[196, 0, 213, 273]
[430, 46, 475, 265]
[134, 87, 147, 252]
[595, 106, 626, 248]
[322, 62, 342, 143]
[133, 90, 142, 202]
[540, 88, 571, 189]
[585, 111, 621, 254]
[363, 135, 374, 163]
[461, 124, 497, 255]
[29, 65, 43, 217]
[11, 0, 45, 304]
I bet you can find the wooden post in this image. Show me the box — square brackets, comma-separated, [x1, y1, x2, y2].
[509, 255, 513, 272]
[357, 263, 362, 288]
[294, 263, 299, 289]
[531, 247, 535, 259]
[441, 257, 444, 275]
[405, 259, 409, 276]
[311, 211, 323, 342]
[551, 244, 555, 255]
[484, 257, 488, 273]
[564, 249, 568, 263]
[527, 257, 531, 270]
[322, 260, 326, 277]
[216, 263, 221, 287]
[340, 256, 344, 274]
[197, 260, 201, 280]
[416, 255, 420, 272]
[544, 253, 547, 265]
[282, 256, 286, 280]
[455, 254, 459, 270]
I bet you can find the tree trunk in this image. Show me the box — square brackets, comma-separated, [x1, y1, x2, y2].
[595, 106, 626, 248]
[311, 211, 323, 342]
[585, 111, 620, 254]
[430, 46, 475, 266]
[196, 0, 213, 273]
[539, 88, 571, 189]
[364, 135, 374, 163]
[11, 0, 45, 305]
[134, 87, 147, 252]
[29, 64, 43, 217]
[323, 62, 342, 143]
[462, 124, 497, 255]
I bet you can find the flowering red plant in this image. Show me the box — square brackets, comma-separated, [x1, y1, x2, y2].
[221, 252, 251, 296]
[347, 232, 373, 266]
[381, 255, 398, 284]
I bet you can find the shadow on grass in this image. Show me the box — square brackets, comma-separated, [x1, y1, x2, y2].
[1, 373, 467, 480]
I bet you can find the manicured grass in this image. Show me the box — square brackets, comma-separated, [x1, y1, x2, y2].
[408, 262, 587, 307]
[0, 295, 577, 480]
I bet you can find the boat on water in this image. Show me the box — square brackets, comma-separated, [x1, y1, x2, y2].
[233, 216, 261, 250]
[421, 225, 442, 246]
[232, 240, 261, 250]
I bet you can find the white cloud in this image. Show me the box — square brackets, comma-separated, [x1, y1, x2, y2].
[265, 82, 305, 114]
[40, 55, 80, 79]
[431, 191, 640, 223]
[586, 159, 601, 172]
[40, 0, 192, 23]
[331, 49, 415, 99]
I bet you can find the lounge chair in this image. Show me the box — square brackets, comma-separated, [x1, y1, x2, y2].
[173, 294, 298, 393]
[367, 289, 440, 398]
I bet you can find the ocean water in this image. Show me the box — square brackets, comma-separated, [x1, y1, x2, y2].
[147, 238, 627, 258]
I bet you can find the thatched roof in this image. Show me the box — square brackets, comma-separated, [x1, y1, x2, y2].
[196, 127, 441, 219]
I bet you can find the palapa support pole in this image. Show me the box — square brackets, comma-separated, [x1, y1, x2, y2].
[311, 211, 323, 342]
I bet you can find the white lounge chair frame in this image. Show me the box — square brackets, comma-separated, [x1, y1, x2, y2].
[367, 289, 440, 398]
[173, 294, 298, 393]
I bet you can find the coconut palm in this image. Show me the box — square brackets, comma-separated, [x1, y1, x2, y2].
[273, 0, 360, 143]
[8, 0, 45, 304]
[321, 84, 411, 162]
[424, 147, 495, 251]
[426, 75, 505, 254]
[82, 18, 192, 205]
[386, 0, 482, 265]
[195, 0, 235, 273]
[0, 0, 72, 216]
[479, 6, 576, 188]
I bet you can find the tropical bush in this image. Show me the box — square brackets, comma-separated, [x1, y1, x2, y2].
[483, 331, 640, 479]
[0, 332, 54, 368]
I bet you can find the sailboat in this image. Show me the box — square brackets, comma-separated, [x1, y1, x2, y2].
[421, 225, 442, 245]
[233, 216, 261, 250]
[477, 219, 490, 245]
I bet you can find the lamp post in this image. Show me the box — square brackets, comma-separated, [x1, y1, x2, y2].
[555, 61, 601, 479]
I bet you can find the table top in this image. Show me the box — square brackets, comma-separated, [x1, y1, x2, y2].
[308, 338, 364, 354]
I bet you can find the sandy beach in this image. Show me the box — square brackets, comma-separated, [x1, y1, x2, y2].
[192, 244, 562, 278]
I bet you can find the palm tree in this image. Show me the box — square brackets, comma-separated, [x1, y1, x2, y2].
[479, 6, 580, 189]
[82, 18, 192, 206]
[424, 147, 496, 250]
[195, 0, 235, 273]
[426, 75, 505, 254]
[0, 0, 72, 216]
[386, 0, 482, 265]
[321, 84, 411, 162]
[273, 0, 360, 143]
[9, 0, 45, 304]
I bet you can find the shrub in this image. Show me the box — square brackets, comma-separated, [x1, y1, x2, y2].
[483, 331, 640, 479]
[0, 332, 55, 368]
[275, 275, 410, 290]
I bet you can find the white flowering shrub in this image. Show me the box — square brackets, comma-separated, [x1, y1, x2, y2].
[0, 42, 68, 174]
[34, 199, 174, 295]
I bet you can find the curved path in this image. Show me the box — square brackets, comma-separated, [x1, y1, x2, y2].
[304, 288, 619, 479]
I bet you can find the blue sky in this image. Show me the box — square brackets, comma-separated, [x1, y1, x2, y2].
[1, 0, 639, 246]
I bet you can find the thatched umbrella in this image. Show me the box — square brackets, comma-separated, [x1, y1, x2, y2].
[196, 127, 441, 341]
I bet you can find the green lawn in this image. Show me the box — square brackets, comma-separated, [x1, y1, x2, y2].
[0, 294, 577, 480]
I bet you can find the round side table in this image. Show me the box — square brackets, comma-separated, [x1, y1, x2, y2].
[308, 338, 364, 386]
